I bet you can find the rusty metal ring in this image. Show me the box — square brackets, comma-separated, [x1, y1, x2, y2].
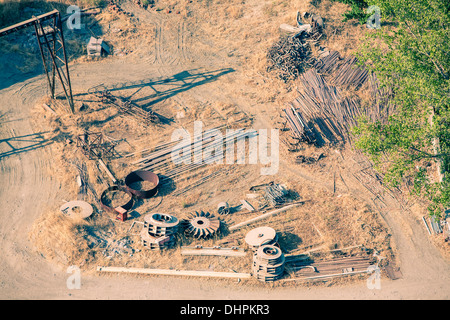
[124, 170, 159, 199]
[100, 185, 134, 215]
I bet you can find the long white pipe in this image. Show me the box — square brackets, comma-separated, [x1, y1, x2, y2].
[228, 202, 303, 232]
[96, 266, 252, 279]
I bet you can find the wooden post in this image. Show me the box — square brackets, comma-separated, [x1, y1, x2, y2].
[98, 159, 117, 183]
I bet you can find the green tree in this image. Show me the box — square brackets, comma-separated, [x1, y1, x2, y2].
[332, 0, 370, 23]
[353, 0, 450, 218]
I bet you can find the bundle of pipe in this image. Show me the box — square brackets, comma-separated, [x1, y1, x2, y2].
[131, 124, 258, 180]
[331, 56, 369, 89]
[264, 183, 289, 207]
[287, 69, 364, 145]
[314, 50, 342, 75]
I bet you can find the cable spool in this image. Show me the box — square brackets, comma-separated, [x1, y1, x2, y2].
[60, 200, 93, 220]
[140, 228, 176, 251]
[244, 227, 278, 252]
[252, 245, 285, 282]
[144, 213, 179, 236]
[141, 213, 179, 250]
[217, 202, 230, 215]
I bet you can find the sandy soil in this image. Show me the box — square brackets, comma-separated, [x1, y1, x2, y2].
[0, 0, 449, 300]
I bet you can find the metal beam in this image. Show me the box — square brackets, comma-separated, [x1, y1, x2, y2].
[0, 9, 59, 37]
[0, 9, 75, 113]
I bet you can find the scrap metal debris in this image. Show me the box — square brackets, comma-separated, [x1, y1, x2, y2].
[217, 202, 230, 215]
[103, 237, 135, 258]
[97, 90, 160, 125]
[267, 35, 314, 82]
[76, 131, 117, 160]
[295, 153, 324, 164]
[264, 183, 289, 207]
[269, 13, 325, 82]
[87, 37, 110, 57]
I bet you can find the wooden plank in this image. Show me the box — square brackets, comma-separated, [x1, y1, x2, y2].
[229, 202, 304, 232]
[180, 246, 247, 257]
[96, 266, 252, 279]
[280, 23, 311, 33]
[422, 216, 432, 235]
[240, 199, 255, 212]
[42, 103, 57, 116]
[98, 159, 117, 183]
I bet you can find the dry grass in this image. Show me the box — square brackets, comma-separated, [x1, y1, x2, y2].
[29, 208, 92, 266]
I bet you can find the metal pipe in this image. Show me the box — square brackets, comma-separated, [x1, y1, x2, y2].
[96, 266, 252, 279]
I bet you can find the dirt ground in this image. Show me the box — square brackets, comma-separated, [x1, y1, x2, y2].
[0, 0, 449, 300]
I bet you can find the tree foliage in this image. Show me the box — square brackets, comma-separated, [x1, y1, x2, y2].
[332, 0, 370, 23]
[352, 0, 450, 217]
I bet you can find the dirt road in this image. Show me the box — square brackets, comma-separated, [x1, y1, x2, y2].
[0, 3, 448, 300]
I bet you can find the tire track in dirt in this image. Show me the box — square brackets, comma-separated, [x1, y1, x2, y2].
[0, 77, 65, 298]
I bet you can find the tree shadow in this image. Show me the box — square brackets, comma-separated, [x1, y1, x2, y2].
[277, 232, 303, 253]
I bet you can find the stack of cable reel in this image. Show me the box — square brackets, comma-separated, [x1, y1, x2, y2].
[252, 245, 285, 282]
[244, 226, 279, 252]
[141, 213, 179, 250]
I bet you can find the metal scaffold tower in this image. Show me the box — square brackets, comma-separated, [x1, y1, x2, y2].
[0, 9, 75, 113]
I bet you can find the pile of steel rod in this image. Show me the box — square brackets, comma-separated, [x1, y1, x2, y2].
[285, 66, 364, 145]
[130, 124, 257, 180]
[286, 254, 373, 279]
[331, 56, 369, 89]
[314, 52, 369, 89]
[313, 50, 342, 75]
